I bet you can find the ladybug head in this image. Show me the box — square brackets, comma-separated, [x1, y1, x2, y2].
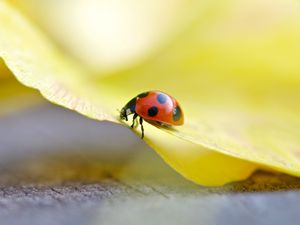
[120, 107, 128, 121]
[120, 97, 137, 121]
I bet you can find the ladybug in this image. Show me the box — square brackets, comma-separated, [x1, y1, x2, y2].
[120, 91, 184, 138]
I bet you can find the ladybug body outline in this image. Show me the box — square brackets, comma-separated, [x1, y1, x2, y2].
[120, 91, 184, 138]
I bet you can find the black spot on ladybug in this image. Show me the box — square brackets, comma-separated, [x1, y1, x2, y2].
[157, 94, 167, 104]
[148, 106, 158, 117]
[137, 92, 149, 98]
[173, 106, 181, 121]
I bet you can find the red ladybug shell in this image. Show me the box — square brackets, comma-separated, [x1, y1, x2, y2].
[135, 91, 184, 126]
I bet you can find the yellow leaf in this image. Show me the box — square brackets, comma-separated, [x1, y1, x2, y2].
[0, 59, 42, 114]
[1, 0, 300, 186]
[0, 1, 116, 122]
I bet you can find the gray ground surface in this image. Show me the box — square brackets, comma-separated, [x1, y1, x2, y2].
[1, 103, 300, 225]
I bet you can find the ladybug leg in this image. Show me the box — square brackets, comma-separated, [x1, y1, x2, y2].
[131, 113, 138, 128]
[139, 117, 144, 139]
